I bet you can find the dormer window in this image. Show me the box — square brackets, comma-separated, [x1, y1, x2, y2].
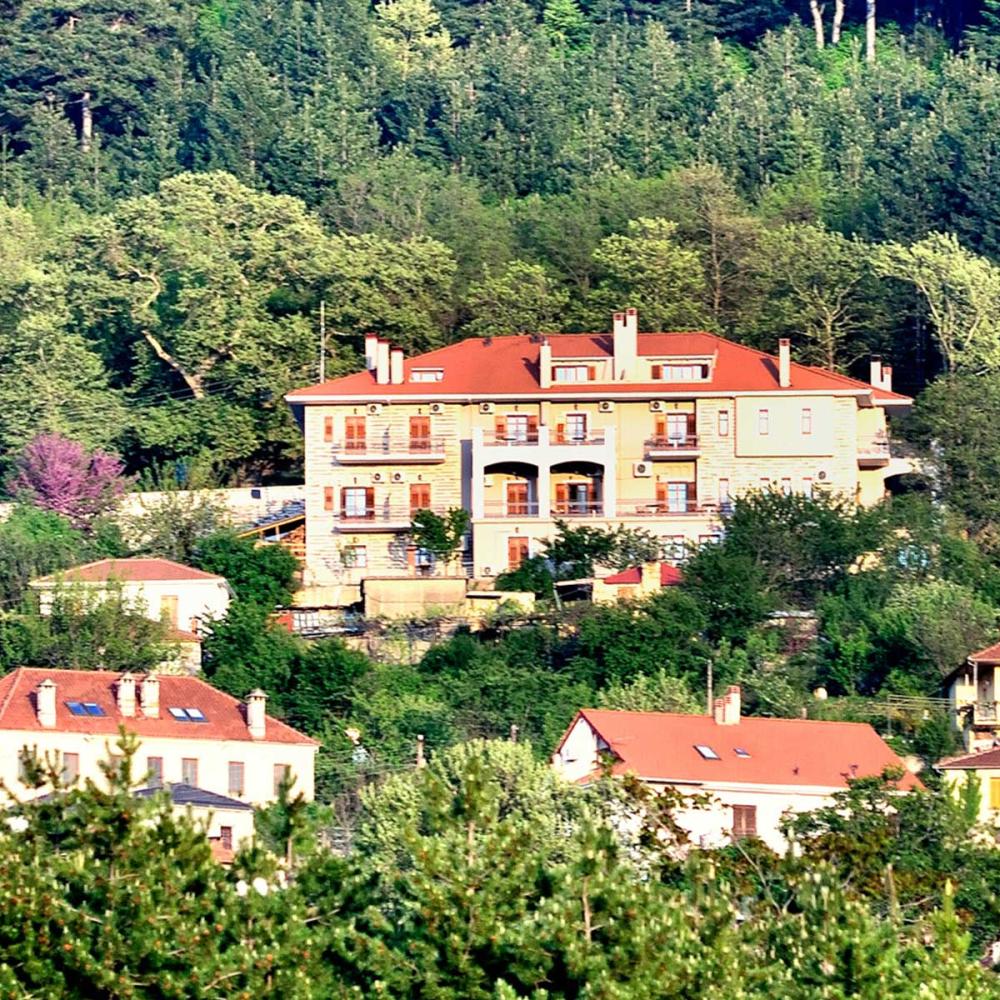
[411, 368, 443, 383]
[553, 365, 593, 383]
[652, 363, 710, 381]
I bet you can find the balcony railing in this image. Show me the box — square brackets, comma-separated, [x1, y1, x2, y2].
[857, 435, 891, 466]
[482, 432, 540, 446]
[552, 501, 605, 517]
[478, 498, 713, 519]
[645, 434, 699, 455]
[552, 431, 608, 446]
[482, 501, 542, 517]
[333, 436, 447, 462]
[617, 499, 705, 516]
[481, 430, 608, 447]
[335, 505, 446, 530]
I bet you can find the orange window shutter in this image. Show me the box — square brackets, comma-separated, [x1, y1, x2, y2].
[556, 423, 565, 443]
[689, 479, 698, 502]
[655, 416, 666, 438]
[340, 489, 348, 517]
[324, 416, 333, 442]
[527, 416, 538, 437]
[991, 778, 1000, 810]
[687, 413, 697, 437]
[495, 416, 506, 438]
[587, 367, 596, 380]
[556, 483, 568, 505]
[364, 487, 374, 516]
[324, 486, 334, 511]
[656, 482, 667, 503]
[652, 365, 662, 379]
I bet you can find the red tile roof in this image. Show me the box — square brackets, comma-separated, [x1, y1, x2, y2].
[939, 747, 1000, 770]
[287, 332, 912, 404]
[0, 668, 316, 745]
[970, 641, 1000, 664]
[561, 708, 920, 790]
[602, 563, 684, 586]
[32, 558, 226, 585]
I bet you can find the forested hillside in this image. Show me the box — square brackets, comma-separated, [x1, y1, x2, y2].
[2, 0, 1000, 483]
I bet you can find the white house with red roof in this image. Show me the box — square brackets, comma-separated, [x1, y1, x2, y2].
[0, 668, 318, 853]
[30, 558, 233, 670]
[552, 686, 919, 852]
[286, 309, 912, 603]
[947, 640, 1000, 751]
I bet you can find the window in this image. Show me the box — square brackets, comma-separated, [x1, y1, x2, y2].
[732, 804, 757, 839]
[168, 707, 207, 723]
[273, 763, 291, 797]
[159, 594, 179, 629]
[759, 477, 770, 490]
[802, 477, 814, 498]
[666, 412, 688, 442]
[17, 749, 30, 782]
[344, 416, 366, 452]
[323, 415, 333, 443]
[410, 483, 431, 514]
[991, 777, 1000, 811]
[801, 407, 813, 435]
[181, 758, 199, 785]
[324, 486, 334, 511]
[410, 368, 443, 382]
[61, 752, 79, 784]
[415, 548, 435, 569]
[343, 544, 367, 568]
[657, 481, 693, 514]
[409, 415, 431, 451]
[781, 477, 792, 496]
[717, 410, 730, 436]
[219, 826, 233, 851]
[734, 748, 751, 759]
[653, 364, 709, 381]
[565, 413, 587, 442]
[341, 487, 373, 519]
[660, 536, 686, 561]
[718, 479, 730, 506]
[553, 365, 592, 382]
[66, 701, 105, 717]
[694, 744, 720, 760]
[757, 409, 770, 435]
[698, 534, 722, 546]
[147, 756, 164, 784]
[228, 761, 245, 797]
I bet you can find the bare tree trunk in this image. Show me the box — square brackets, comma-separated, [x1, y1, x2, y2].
[809, 0, 826, 49]
[80, 91, 92, 152]
[866, 0, 876, 63]
[832, 0, 845, 43]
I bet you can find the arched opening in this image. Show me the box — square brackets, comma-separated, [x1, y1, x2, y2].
[483, 461, 539, 517]
[550, 460, 605, 517]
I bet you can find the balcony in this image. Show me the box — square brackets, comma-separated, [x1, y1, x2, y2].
[334, 506, 441, 532]
[616, 499, 706, 517]
[857, 435, 891, 468]
[645, 434, 700, 460]
[475, 425, 615, 461]
[333, 436, 447, 464]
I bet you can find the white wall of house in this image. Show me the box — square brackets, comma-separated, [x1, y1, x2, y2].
[177, 801, 256, 849]
[0, 729, 316, 807]
[33, 577, 231, 634]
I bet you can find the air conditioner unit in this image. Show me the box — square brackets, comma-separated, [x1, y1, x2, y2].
[429, 402, 445, 415]
[482, 566, 493, 577]
[649, 400, 665, 413]
[391, 471, 407, 484]
[598, 401, 615, 413]
[633, 461, 652, 478]
[370, 471, 385, 484]
[367, 403, 383, 415]
[479, 402, 495, 415]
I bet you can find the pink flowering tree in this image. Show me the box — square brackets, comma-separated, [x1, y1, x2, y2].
[7, 433, 129, 529]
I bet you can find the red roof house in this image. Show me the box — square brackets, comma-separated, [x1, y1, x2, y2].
[553, 686, 919, 852]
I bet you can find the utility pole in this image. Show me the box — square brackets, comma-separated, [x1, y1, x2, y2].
[318, 299, 326, 382]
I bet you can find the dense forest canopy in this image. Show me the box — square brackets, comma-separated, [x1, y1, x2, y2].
[2, 0, 1000, 482]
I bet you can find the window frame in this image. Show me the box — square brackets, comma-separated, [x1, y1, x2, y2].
[757, 408, 770, 435]
[732, 804, 757, 839]
[228, 760, 245, 797]
[181, 757, 199, 786]
[61, 751, 80, 785]
[273, 763, 291, 798]
[147, 756, 164, 785]
[801, 407, 813, 435]
[717, 409, 730, 437]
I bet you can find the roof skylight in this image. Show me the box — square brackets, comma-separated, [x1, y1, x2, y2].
[694, 744, 720, 760]
[66, 701, 105, 717]
[734, 748, 751, 758]
[168, 707, 208, 723]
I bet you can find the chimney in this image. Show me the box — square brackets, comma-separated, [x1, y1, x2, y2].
[141, 673, 160, 719]
[247, 689, 267, 741]
[869, 355, 882, 388]
[539, 338, 552, 389]
[117, 672, 136, 718]
[364, 334, 379, 371]
[390, 348, 404, 385]
[613, 309, 638, 380]
[641, 560, 660, 592]
[375, 340, 390, 386]
[778, 338, 791, 388]
[881, 365, 892, 392]
[36, 678, 56, 728]
[713, 685, 741, 726]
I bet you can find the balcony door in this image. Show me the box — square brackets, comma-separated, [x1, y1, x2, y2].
[555, 481, 597, 515]
[345, 416, 366, 452]
[409, 415, 430, 452]
[506, 481, 531, 516]
[499, 414, 537, 443]
[656, 481, 695, 513]
[656, 412, 692, 445]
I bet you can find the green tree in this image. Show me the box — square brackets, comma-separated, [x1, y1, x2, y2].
[587, 218, 709, 331]
[373, 0, 453, 78]
[410, 506, 470, 569]
[194, 531, 298, 609]
[0, 506, 86, 606]
[464, 261, 569, 337]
